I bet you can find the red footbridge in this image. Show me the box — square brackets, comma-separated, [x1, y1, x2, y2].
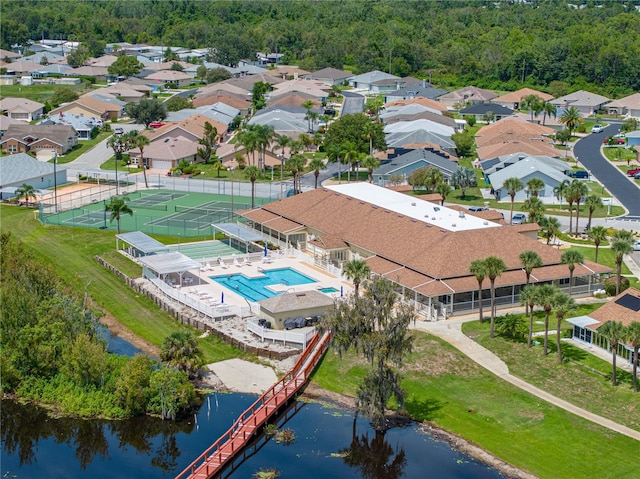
[175, 331, 332, 479]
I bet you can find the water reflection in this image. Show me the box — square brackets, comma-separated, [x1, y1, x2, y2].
[342, 417, 407, 479]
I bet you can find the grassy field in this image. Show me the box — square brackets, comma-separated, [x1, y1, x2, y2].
[0, 206, 245, 363]
[0, 82, 93, 102]
[313, 331, 639, 479]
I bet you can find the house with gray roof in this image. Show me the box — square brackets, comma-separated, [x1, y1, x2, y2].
[385, 82, 450, 103]
[487, 155, 571, 201]
[247, 108, 307, 134]
[348, 70, 400, 91]
[0, 153, 67, 199]
[438, 86, 498, 110]
[37, 113, 99, 140]
[459, 103, 515, 122]
[373, 148, 458, 186]
[307, 67, 352, 86]
[165, 103, 240, 126]
[386, 129, 457, 154]
[258, 290, 334, 330]
[605, 93, 640, 119]
[551, 90, 610, 116]
[0, 98, 45, 122]
[384, 118, 455, 138]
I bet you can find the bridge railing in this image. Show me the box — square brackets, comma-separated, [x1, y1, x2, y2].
[174, 332, 326, 479]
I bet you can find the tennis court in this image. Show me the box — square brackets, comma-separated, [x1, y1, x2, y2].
[42, 190, 261, 238]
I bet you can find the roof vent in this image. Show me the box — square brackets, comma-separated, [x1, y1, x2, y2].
[431, 217, 436, 220]
[452, 224, 456, 227]
[459, 211, 465, 218]
[483, 221, 489, 225]
[433, 207, 440, 211]
[411, 202, 416, 206]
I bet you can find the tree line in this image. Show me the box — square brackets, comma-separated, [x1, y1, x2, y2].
[2, 0, 639, 95]
[0, 233, 202, 419]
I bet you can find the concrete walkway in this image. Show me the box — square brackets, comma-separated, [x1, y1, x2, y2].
[412, 316, 640, 442]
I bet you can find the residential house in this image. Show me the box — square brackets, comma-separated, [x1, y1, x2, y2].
[384, 118, 455, 139]
[492, 88, 554, 110]
[265, 66, 311, 80]
[0, 124, 78, 157]
[567, 288, 640, 366]
[66, 66, 110, 83]
[38, 113, 99, 140]
[145, 70, 192, 88]
[255, 52, 284, 66]
[459, 103, 515, 122]
[385, 129, 457, 155]
[385, 97, 449, 115]
[384, 81, 450, 103]
[268, 93, 323, 112]
[605, 93, 640, 119]
[97, 83, 148, 103]
[475, 117, 557, 160]
[17, 51, 65, 65]
[246, 107, 308, 138]
[269, 79, 330, 100]
[307, 67, 352, 86]
[222, 73, 285, 92]
[0, 98, 45, 122]
[239, 183, 609, 319]
[0, 48, 21, 61]
[0, 60, 41, 77]
[0, 115, 22, 135]
[128, 136, 199, 170]
[381, 104, 457, 129]
[165, 103, 240, 130]
[437, 86, 498, 110]
[373, 148, 458, 186]
[551, 90, 610, 116]
[142, 114, 226, 145]
[50, 93, 126, 121]
[347, 70, 400, 91]
[625, 130, 640, 148]
[0, 153, 67, 199]
[486, 155, 571, 201]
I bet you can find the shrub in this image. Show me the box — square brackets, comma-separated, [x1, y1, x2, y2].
[603, 276, 629, 296]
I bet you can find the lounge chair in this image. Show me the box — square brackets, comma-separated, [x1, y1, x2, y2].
[243, 257, 251, 266]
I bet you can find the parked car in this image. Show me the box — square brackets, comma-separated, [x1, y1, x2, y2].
[627, 167, 640, 177]
[633, 171, 640, 179]
[604, 136, 625, 145]
[149, 121, 166, 129]
[511, 213, 527, 225]
[634, 241, 640, 251]
[591, 124, 604, 133]
[468, 206, 489, 212]
[566, 170, 589, 179]
[114, 127, 124, 135]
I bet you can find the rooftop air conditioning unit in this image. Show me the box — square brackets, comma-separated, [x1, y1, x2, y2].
[411, 202, 416, 206]
[459, 211, 465, 218]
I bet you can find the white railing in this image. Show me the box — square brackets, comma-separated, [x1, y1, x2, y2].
[246, 320, 317, 348]
[150, 277, 238, 320]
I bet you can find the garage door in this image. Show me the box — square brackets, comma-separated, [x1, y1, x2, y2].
[151, 160, 173, 170]
[36, 149, 57, 161]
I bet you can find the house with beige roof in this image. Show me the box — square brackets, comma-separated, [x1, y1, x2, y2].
[143, 114, 226, 144]
[128, 136, 199, 170]
[0, 124, 78, 157]
[567, 288, 640, 365]
[238, 183, 609, 319]
[438, 86, 498, 110]
[551, 90, 610, 116]
[385, 97, 449, 114]
[492, 88, 554, 110]
[475, 117, 558, 160]
[0, 98, 45, 122]
[50, 93, 126, 120]
[605, 93, 640, 119]
[145, 70, 192, 87]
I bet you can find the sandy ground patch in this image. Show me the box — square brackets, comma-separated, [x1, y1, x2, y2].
[206, 358, 278, 394]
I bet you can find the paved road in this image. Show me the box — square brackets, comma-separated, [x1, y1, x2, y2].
[573, 125, 640, 218]
[414, 317, 640, 442]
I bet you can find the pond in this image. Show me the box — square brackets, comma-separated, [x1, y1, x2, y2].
[1, 392, 505, 479]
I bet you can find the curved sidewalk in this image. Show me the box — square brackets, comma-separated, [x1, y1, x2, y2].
[413, 319, 640, 442]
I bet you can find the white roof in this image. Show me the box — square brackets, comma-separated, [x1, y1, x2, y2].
[566, 315, 599, 328]
[138, 251, 201, 275]
[384, 119, 454, 137]
[325, 183, 500, 232]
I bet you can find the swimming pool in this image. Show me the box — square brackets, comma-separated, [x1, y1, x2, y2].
[211, 268, 317, 302]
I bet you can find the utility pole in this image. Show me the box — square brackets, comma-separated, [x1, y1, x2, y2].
[53, 152, 58, 212]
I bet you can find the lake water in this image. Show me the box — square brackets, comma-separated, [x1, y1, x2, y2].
[1, 393, 504, 479]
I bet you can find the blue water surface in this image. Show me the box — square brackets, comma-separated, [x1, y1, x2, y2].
[211, 267, 317, 301]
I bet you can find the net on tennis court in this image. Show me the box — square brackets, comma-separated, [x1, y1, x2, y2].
[128, 202, 168, 211]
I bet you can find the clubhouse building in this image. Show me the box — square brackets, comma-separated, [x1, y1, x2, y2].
[239, 183, 610, 320]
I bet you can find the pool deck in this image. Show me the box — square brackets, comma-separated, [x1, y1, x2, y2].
[166, 251, 351, 313]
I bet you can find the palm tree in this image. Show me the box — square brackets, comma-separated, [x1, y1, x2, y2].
[522, 196, 545, 224]
[435, 182, 452, 206]
[15, 183, 39, 207]
[552, 292, 575, 363]
[160, 331, 204, 380]
[365, 96, 384, 122]
[626, 322, 640, 393]
[308, 157, 325, 188]
[131, 133, 150, 188]
[553, 179, 570, 208]
[469, 259, 487, 323]
[521, 94, 543, 122]
[541, 102, 557, 126]
[526, 177, 545, 197]
[535, 284, 558, 355]
[343, 258, 371, 297]
[520, 285, 538, 348]
[301, 99, 315, 132]
[569, 180, 588, 234]
[361, 155, 380, 184]
[244, 165, 261, 208]
[584, 195, 603, 231]
[540, 216, 561, 245]
[588, 226, 608, 263]
[484, 256, 507, 338]
[611, 231, 634, 295]
[212, 159, 225, 178]
[298, 132, 313, 151]
[519, 250, 543, 314]
[503, 177, 524, 225]
[362, 120, 378, 155]
[105, 196, 133, 234]
[255, 124, 276, 169]
[284, 154, 306, 194]
[559, 106, 584, 137]
[560, 249, 584, 295]
[341, 141, 362, 182]
[235, 126, 259, 166]
[598, 321, 625, 386]
[275, 133, 290, 188]
[450, 166, 477, 199]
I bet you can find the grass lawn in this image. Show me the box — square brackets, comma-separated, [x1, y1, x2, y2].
[313, 331, 639, 479]
[567, 245, 631, 275]
[461, 317, 639, 431]
[0, 206, 245, 363]
[602, 146, 636, 163]
[0, 82, 93, 102]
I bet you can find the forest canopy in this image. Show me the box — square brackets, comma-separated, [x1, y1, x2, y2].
[1, 0, 639, 95]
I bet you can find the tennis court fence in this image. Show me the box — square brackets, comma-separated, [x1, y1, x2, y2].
[40, 182, 139, 216]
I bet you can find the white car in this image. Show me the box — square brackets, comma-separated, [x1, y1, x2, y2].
[591, 125, 604, 133]
[634, 241, 640, 251]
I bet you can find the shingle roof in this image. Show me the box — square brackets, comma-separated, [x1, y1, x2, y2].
[606, 93, 640, 110]
[551, 90, 610, 108]
[459, 103, 514, 116]
[375, 149, 458, 176]
[0, 153, 57, 185]
[0, 98, 45, 113]
[309, 67, 352, 82]
[583, 288, 640, 330]
[493, 88, 553, 103]
[259, 290, 334, 312]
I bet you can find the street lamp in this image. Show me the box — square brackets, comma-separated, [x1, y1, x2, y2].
[53, 152, 58, 212]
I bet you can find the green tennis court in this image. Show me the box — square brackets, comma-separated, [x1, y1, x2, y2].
[41, 190, 265, 238]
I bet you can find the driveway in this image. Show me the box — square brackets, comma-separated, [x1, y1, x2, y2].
[573, 124, 640, 219]
[340, 91, 365, 116]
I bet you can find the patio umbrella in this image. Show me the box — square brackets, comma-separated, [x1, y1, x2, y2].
[340, 286, 343, 297]
[221, 291, 224, 304]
